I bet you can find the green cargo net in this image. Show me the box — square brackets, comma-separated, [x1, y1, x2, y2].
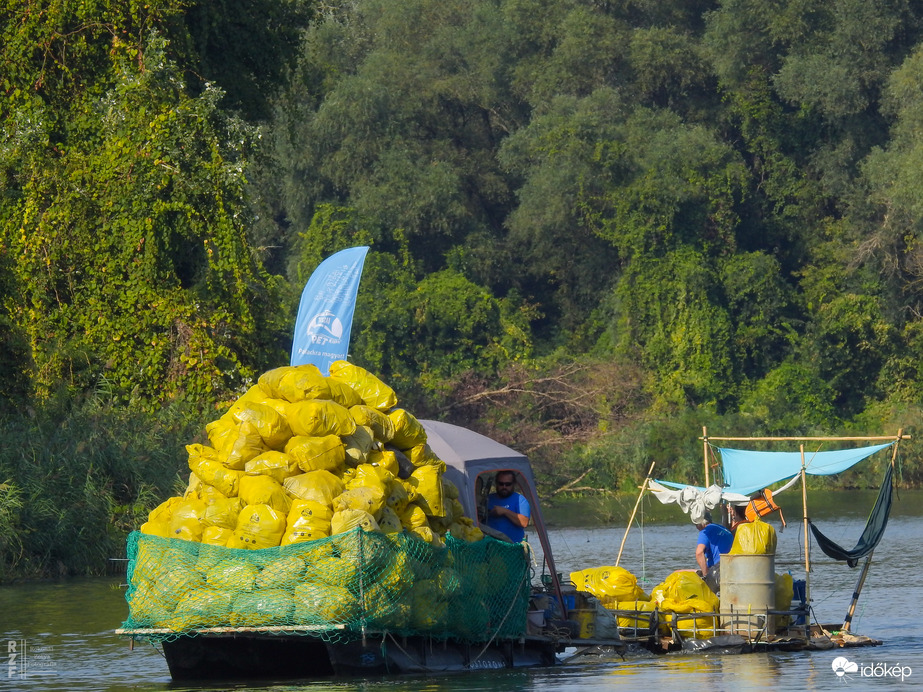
[122, 529, 530, 644]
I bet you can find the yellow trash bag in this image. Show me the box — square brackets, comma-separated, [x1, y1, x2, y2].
[331, 508, 379, 535]
[346, 463, 392, 493]
[570, 566, 649, 604]
[187, 444, 244, 497]
[348, 405, 394, 442]
[293, 583, 359, 624]
[286, 400, 356, 438]
[257, 555, 306, 590]
[377, 506, 403, 533]
[651, 571, 720, 611]
[169, 588, 232, 630]
[201, 526, 233, 546]
[408, 465, 445, 517]
[612, 600, 657, 630]
[329, 360, 398, 411]
[203, 496, 242, 530]
[230, 589, 294, 626]
[244, 450, 298, 483]
[325, 376, 363, 407]
[227, 402, 292, 450]
[342, 425, 375, 466]
[385, 479, 412, 514]
[259, 364, 331, 403]
[147, 496, 184, 524]
[366, 449, 400, 477]
[407, 443, 443, 468]
[206, 558, 259, 591]
[239, 475, 291, 514]
[774, 572, 795, 627]
[167, 496, 208, 542]
[730, 518, 777, 555]
[400, 503, 429, 530]
[283, 470, 344, 506]
[333, 486, 386, 518]
[228, 503, 287, 549]
[281, 500, 333, 545]
[205, 419, 266, 470]
[285, 434, 345, 473]
[660, 597, 718, 638]
[388, 409, 427, 450]
[140, 520, 171, 538]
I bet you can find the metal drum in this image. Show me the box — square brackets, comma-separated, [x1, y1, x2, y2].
[720, 553, 776, 637]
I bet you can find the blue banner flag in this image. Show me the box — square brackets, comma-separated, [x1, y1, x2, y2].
[290, 246, 369, 373]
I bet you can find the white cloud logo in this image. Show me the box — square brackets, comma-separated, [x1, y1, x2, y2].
[832, 656, 859, 677]
[306, 311, 344, 345]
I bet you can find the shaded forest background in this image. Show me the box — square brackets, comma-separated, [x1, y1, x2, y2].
[1, 0, 922, 578]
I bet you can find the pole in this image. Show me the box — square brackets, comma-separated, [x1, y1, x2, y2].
[842, 428, 904, 632]
[616, 462, 656, 567]
[842, 554, 873, 633]
[801, 444, 811, 606]
[702, 426, 709, 487]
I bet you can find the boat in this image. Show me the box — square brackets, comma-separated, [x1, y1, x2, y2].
[116, 424, 902, 680]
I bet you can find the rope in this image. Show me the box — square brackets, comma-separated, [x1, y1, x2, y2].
[468, 557, 531, 668]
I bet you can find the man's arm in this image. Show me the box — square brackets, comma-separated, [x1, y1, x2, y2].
[489, 504, 529, 528]
[696, 543, 709, 574]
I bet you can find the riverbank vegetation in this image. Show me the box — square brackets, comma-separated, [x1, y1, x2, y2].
[2, 0, 923, 579]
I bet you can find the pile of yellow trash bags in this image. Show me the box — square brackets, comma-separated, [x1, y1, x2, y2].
[570, 519, 794, 640]
[140, 360, 484, 549]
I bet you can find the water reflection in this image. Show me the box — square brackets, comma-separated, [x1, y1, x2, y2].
[1, 492, 922, 691]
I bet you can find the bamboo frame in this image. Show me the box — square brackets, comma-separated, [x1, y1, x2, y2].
[616, 461, 655, 567]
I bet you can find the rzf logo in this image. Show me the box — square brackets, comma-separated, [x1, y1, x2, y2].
[8, 640, 24, 678]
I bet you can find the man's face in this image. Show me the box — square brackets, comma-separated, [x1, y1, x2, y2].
[495, 474, 515, 498]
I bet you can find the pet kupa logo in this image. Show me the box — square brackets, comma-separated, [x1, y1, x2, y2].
[831, 656, 913, 681]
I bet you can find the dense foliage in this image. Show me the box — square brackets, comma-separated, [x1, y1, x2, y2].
[2, 0, 922, 577]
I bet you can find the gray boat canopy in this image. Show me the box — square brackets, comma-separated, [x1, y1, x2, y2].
[421, 419, 567, 613]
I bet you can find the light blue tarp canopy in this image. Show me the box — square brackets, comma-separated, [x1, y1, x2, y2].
[717, 443, 894, 495]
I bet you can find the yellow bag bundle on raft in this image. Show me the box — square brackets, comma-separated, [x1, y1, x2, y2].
[283, 469, 344, 506]
[570, 565, 649, 605]
[244, 451, 298, 484]
[331, 509, 379, 535]
[612, 600, 657, 629]
[230, 589, 294, 626]
[329, 360, 398, 411]
[388, 409, 427, 450]
[333, 486, 386, 518]
[169, 588, 232, 630]
[285, 434, 345, 473]
[651, 571, 720, 612]
[258, 364, 331, 403]
[281, 499, 333, 546]
[348, 405, 394, 442]
[408, 465, 445, 517]
[226, 402, 293, 450]
[238, 475, 291, 514]
[205, 419, 266, 470]
[186, 444, 243, 497]
[227, 504, 287, 550]
[729, 518, 777, 555]
[286, 400, 356, 438]
[659, 597, 718, 638]
[342, 425, 375, 466]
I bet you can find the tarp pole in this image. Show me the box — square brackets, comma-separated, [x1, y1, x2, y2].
[801, 444, 811, 605]
[842, 428, 905, 632]
[616, 462, 655, 567]
[702, 427, 709, 487]
[841, 553, 873, 633]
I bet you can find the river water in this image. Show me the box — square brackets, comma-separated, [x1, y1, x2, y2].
[2, 491, 922, 691]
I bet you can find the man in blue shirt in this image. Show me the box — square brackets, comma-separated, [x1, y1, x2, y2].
[486, 470, 531, 542]
[695, 511, 733, 592]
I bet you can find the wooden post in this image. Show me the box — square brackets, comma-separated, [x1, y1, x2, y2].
[702, 426, 709, 487]
[616, 462, 655, 567]
[842, 554, 873, 633]
[801, 444, 811, 606]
